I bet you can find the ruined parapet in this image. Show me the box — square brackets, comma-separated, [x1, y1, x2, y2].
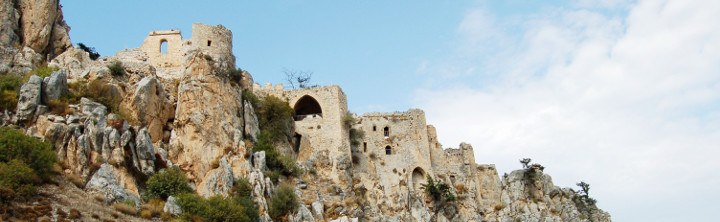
[133, 23, 235, 80]
[139, 29, 184, 68]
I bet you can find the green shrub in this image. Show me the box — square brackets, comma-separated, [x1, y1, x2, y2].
[269, 183, 298, 220]
[223, 67, 244, 84]
[0, 74, 22, 111]
[145, 167, 192, 200]
[107, 61, 126, 77]
[254, 132, 301, 179]
[177, 192, 257, 222]
[233, 177, 252, 198]
[0, 127, 57, 180]
[263, 170, 280, 183]
[24, 62, 57, 82]
[422, 175, 456, 203]
[242, 89, 260, 111]
[256, 95, 294, 141]
[349, 128, 365, 147]
[0, 159, 40, 197]
[87, 80, 123, 114]
[78, 43, 100, 60]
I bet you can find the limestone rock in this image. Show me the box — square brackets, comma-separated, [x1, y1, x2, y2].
[170, 52, 244, 186]
[135, 128, 156, 175]
[311, 201, 325, 221]
[48, 46, 102, 79]
[163, 196, 183, 216]
[123, 75, 174, 142]
[18, 0, 70, 56]
[86, 163, 139, 204]
[0, 0, 19, 48]
[42, 70, 69, 101]
[243, 100, 259, 142]
[290, 204, 314, 222]
[199, 157, 234, 198]
[253, 151, 267, 171]
[16, 75, 43, 124]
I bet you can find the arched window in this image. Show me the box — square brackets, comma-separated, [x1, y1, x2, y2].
[363, 142, 367, 152]
[160, 39, 168, 53]
[385, 146, 392, 155]
[384, 127, 389, 138]
[412, 167, 426, 190]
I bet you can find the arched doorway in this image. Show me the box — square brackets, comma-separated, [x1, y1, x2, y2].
[293, 95, 322, 121]
[412, 167, 426, 191]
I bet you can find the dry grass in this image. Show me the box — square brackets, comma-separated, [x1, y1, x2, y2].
[67, 174, 85, 189]
[455, 184, 467, 193]
[211, 158, 220, 169]
[113, 203, 137, 215]
[93, 194, 106, 202]
[69, 208, 81, 219]
[140, 198, 165, 218]
[140, 210, 152, 219]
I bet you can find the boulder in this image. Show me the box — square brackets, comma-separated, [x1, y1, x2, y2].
[199, 157, 234, 198]
[86, 163, 139, 204]
[15, 75, 43, 124]
[163, 196, 182, 216]
[18, 0, 70, 56]
[42, 70, 69, 101]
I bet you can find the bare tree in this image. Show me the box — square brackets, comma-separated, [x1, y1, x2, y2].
[283, 68, 314, 89]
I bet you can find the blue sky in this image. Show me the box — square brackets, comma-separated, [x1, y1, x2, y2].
[62, 1, 720, 221]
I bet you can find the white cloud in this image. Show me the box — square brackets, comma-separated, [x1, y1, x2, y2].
[414, 0, 720, 221]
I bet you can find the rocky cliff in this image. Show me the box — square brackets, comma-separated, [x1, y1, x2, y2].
[0, 1, 611, 221]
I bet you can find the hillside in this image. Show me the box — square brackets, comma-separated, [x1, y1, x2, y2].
[0, 1, 611, 221]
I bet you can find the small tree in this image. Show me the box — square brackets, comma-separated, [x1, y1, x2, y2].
[283, 68, 314, 89]
[78, 43, 100, 60]
[520, 158, 532, 169]
[421, 175, 456, 204]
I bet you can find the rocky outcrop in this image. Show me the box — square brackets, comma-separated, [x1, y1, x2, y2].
[0, 0, 71, 74]
[15, 75, 43, 124]
[244, 100, 259, 141]
[169, 50, 245, 188]
[48, 46, 105, 80]
[17, 0, 71, 57]
[123, 75, 174, 142]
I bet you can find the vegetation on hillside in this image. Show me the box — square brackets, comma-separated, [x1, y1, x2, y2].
[0, 74, 22, 111]
[269, 183, 298, 220]
[422, 175, 456, 205]
[0, 127, 57, 198]
[175, 177, 259, 222]
[144, 167, 193, 200]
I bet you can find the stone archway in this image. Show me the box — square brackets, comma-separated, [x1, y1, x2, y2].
[412, 167, 426, 191]
[293, 95, 322, 120]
